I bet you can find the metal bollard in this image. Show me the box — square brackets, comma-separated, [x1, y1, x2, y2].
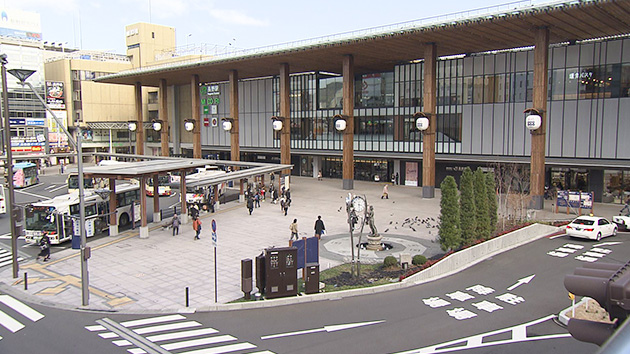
[160, 209, 163, 220]
[185, 287, 189, 307]
[24, 272, 27, 290]
[174, 206, 177, 215]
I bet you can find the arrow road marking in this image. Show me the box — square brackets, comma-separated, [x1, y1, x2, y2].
[507, 275, 535, 291]
[261, 320, 385, 340]
[596, 241, 621, 247]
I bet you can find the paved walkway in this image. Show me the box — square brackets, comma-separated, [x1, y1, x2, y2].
[0, 172, 624, 313]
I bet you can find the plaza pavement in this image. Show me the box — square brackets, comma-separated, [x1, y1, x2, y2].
[0, 170, 622, 314]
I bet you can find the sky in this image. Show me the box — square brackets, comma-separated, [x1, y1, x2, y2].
[8, 0, 550, 55]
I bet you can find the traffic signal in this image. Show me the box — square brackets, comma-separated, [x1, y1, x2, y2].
[564, 261, 630, 346]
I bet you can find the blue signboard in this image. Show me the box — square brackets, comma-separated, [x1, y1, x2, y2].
[306, 237, 319, 264]
[293, 239, 305, 269]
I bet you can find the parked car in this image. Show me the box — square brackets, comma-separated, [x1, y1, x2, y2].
[613, 215, 630, 231]
[566, 216, 617, 241]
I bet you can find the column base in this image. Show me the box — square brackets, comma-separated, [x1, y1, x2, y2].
[108, 224, 119, 237]
[153, 212, 161, 223]
[181, 214, 189, 225]
[139, 226, 149, 239]
[239, 194, 245, 203]
[342, 179, 354, 190]
[530, 195, 544, 210]
[422, 186, 435, 198]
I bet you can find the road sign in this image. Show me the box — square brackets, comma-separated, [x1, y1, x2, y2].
[211, 219, 216, 233]
[212, 232, 217, 247]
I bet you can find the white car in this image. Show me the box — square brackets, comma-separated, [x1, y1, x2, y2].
[613, 215, 630, 231]
[566, 216, 617, 241]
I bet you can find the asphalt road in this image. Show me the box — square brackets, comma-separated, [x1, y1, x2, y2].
[1, 230, 627, 353]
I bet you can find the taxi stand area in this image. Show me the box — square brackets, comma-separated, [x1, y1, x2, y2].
[84, 153, 292, 239]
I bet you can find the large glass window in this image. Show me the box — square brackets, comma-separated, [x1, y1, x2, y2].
[622, 64, 630, 98]
[356, 72, 394, 107]
[318, 75, 343, 109]
[398, 63, 422, 107]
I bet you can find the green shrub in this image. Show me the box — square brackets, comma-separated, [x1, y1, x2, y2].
[412, 255, 427, 266]
[383, 256, 398, 268]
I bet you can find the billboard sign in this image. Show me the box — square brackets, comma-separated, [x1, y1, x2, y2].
[46, 81, 65, 109]
[0, 9, 41, 40]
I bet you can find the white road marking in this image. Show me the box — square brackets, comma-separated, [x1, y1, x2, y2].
[391, 315, 571, 354]
[0, 295, 44, 322]
[14, 189, 49, 199]
[596, 241, 621, 247]
[48, 185, 67, 193]
[547, 251, 568, 257]
[0, 310, 24, 333]
[160, 334, 236, 351]
[576, 255, 599, 262]
[590, 247, 612, 254]
[85, 325, 106, 332]
[261, 320, 385, 340]
[121, 314, 186, 327]
[582, 251, 605, 258]
[564, 244, 584, 249]
[147, 327, 219, 342]
[507, 275, 535, 291]
[133, 321, 202, 335]
[556, 247, 577, 253]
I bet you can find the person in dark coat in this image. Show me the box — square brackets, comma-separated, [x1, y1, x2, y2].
[247, 196, 254, 215]
[314, 215, 326, 238]
[171, 213, 180, 236]
[37, 234, 51, 261]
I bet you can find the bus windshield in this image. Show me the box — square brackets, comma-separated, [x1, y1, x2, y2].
[25, 206, 58, 232]
[67, 174, 95, 190]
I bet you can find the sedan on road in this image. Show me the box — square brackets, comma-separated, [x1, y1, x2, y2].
[566, 215, 617, 241]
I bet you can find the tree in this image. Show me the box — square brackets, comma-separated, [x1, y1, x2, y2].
[459, 167, 476, 246]
[474, 168, 490, 240]
[486, 171, 498, 236]
[438, 176, 461, 251]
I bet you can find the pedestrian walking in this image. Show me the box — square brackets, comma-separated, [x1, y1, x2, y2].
[37, 234, 51, 261]
[247, 196, 254, 215]
[190, 204, 199, 219]
[171, 213, 180, 235]
[314, 215, 326, 238]
[395, 172, 399, 185]
[290, 219, 299, 241]
[192, 217, 202, 240]
[272, 188, 279, 204]
[254, 193, 260, 208]
[317, 170, 322, 181]
[381, 184, 389, 199]
[621, 197, 630, 216]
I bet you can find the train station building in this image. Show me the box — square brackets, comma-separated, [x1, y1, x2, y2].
[96, 0, 630, 207]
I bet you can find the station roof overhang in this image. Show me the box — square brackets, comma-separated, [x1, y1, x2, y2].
[96, 0, 630, 87]
[82, 156, 292, 185]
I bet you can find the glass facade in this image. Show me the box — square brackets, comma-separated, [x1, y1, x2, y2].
[205, 36, 630, 200]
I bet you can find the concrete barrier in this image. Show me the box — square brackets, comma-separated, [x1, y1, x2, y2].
[405, 223, 559, 286]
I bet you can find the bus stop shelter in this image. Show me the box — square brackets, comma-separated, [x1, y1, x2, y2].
[82, 156, 292, 238]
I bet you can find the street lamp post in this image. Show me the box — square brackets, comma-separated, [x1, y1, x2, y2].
[0, 54, 19, 279]
[8, 66, 91, 306]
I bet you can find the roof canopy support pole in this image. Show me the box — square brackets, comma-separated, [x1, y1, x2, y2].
[191, 74, 201, 159]
[134, 82, 145, 156]
[180, 171, 188, 224]
[342, 54, 355, 190]
[229, 70, 244, 202]
[139, 175, 149, 238]
[108, 178, 118, 236]
[422, 43, 437, 198]
[279, 63, 291, 177]
[152, 173, 161, 222]
[530, 26, 549, 210]
[159, 79, 170, 157]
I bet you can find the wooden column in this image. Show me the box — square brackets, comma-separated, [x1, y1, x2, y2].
[134, 82, 144, 155]
[530, 27, 549, 210]
[229, 70, 240, 162]
[422, 43, 437, 198]
[108, 178, 116, 226]
[140, 176, 147, 228]
[159, 79, 169, 157]
[279, 63, 291, 176]
[152, 173, 160, 219]
[191, 74, 201, 158]
[342, 55, 355, 190]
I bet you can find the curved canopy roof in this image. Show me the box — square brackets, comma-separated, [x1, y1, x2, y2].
[97, 0, 630, 87]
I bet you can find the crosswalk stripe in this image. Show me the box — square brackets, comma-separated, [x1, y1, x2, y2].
[0, 295, 44, 322]
[121, 314, 186, 328]
[147, 328, 219, 342]
[161, 335, 237, 351]
[249, 351, 277, 354]
[0, 310, 25, 333]
[85, 325, 106, 332]
[0, 258, 23, 268]
[99, 332, 119, 339]
[133, 321, 202, 335]
[178, 342, 257, 354]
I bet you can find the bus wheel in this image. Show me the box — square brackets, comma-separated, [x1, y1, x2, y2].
[119, 213, 130, 227]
